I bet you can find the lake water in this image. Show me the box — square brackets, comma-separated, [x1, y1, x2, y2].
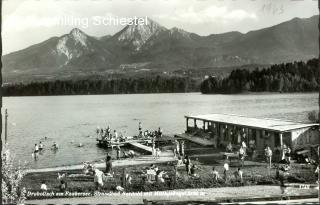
[2, 93, 318, 168]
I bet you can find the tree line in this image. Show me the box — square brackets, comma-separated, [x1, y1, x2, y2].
[3, 76, 200, 96]
[201, 58, 319, 94]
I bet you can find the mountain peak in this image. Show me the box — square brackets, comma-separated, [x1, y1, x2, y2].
[67, 28, 88, 47]
[70, 28, 84, 34]
[116, 17, 167, 50]
[169, 27, 191, 38]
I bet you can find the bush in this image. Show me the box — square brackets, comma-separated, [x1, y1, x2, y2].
[2, 146, 27, 204]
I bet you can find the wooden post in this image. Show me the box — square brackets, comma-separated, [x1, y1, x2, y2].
[5, 109, 8, 144]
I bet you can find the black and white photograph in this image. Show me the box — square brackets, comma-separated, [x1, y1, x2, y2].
[1, 0, 320, 204]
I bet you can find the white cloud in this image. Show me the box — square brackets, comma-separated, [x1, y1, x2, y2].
[155, 6, 258, 24]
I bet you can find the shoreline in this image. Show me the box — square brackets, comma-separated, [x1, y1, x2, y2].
[3, 91, 318, 98]
[25, 151, 176, 174]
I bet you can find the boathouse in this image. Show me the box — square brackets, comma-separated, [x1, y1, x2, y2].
[184, 113, 319, 153]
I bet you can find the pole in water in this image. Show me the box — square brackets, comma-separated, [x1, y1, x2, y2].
[5, 109, 8, 144]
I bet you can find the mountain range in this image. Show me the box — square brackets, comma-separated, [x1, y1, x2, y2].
[2, 15, 318, 83]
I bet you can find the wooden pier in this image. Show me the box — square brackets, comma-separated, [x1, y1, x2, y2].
[97, 138, 154, 154]
[127, 141, 153, 154]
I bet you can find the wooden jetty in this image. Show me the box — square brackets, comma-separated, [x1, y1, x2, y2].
[127, 141, 153, 154]
[96, 137, 155, 154]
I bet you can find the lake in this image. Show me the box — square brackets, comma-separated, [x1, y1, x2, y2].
[2, 92, 318, 168]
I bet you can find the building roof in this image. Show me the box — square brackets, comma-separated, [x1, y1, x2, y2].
[185, 113, 318, 132]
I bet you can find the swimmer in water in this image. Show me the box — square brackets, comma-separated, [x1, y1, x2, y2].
[52, 142, 59, 150]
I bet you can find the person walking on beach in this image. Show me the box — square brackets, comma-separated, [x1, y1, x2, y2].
[265, 146, 273, 168]
[223, 161, 229, 181]
[105, 155, 113, 176]
[184, 155, 191, 175]
[116, 146, 121, 160]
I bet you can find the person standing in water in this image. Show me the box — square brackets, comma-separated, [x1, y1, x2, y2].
[33, 144, 39, 159]
[52, 142, 59, 150]
[34, 144, 39, 153]
[39, 142, 44, 151]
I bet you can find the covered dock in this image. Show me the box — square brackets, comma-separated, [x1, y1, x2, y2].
[185, 113, 319, 159]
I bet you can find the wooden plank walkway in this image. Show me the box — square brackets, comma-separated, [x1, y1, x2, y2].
[128, 141, 153, 154]
[175, 133, 214, 146]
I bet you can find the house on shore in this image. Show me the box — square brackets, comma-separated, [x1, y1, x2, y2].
[183, 113, 319, 159]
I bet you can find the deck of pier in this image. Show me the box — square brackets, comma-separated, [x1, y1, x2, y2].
[128, 141, 153, 154]
[175, 133, 214, 146]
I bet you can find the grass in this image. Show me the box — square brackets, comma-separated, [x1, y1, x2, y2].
[22, 158, 317, 200]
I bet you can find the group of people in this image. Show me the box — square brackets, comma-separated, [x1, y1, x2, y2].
[265, 144, 292, 168]
[33, 140, 59, 159]
[176, 155, 200, 177]
[40, 173, 67, 192]
[225, 141, 247, 166]
[97, 122, 163, 143]
[138, 122, 163, 140]
[97, 125, 124, 142]
[144, 164, 167, 183]
[114, 146, 136, 160]
[176, 155, 243, 183]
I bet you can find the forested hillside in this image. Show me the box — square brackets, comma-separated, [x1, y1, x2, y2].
[3, 76, 199, 96]
[201, 58, 319, 94]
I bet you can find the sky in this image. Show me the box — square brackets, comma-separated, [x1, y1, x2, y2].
[2, 0, 318, 54]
